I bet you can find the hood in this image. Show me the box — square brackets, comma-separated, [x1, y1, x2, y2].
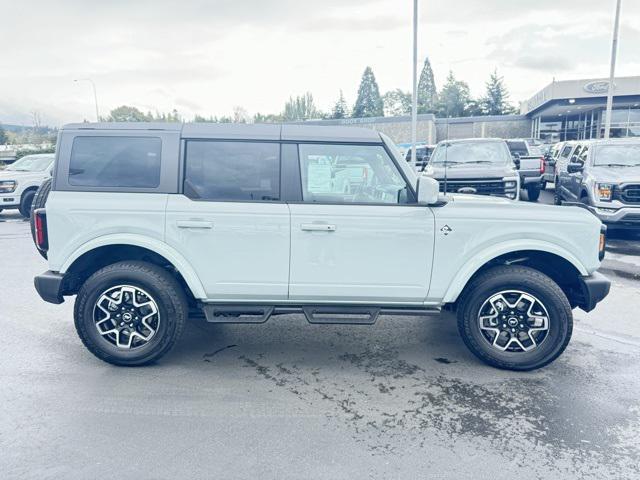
[425, 163, 517, 180]
[0, 169, 43, 180]
[590, 165, 640, 183]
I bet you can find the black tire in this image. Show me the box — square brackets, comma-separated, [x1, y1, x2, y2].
[526, 184, 541, 202]
[74, 261, 188, 366]
[19, 189, 36, 218]
[30, 178, 52, 259]
[553, 177, 562, 205]
[456, 265, 573, 371]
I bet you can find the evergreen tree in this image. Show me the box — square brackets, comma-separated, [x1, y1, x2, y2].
[0, 124, 8, 144]
[436, 71, 472, 118]
[382, 89, 412, 117]
[353, 66, 384, 118]
[481, 69, 516, 115]
[330, 90, 349, 119]
[417, 57, 437, 113]
[283, 92, 319, 121]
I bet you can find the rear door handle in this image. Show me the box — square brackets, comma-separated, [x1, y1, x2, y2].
[176, 220, 213, 229]
[301, 223, 336, 232]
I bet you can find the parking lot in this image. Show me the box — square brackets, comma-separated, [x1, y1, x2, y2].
[1, 203, 639, 480]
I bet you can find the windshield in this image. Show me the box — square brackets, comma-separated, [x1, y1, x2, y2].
[430, 141, 510, 165]
[6, 155, 54, 172]
[594, 144, 640, 167]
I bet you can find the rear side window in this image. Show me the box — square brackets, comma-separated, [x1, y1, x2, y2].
[184, 141, 280, 201]
[69, 136, 161, 188]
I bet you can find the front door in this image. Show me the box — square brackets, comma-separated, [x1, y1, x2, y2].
[165, 140, 290, 301]
[288, 143, 435, 303]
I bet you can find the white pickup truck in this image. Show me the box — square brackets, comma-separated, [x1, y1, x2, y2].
[0, 153, 54, 217]
[32, 123, 610, 371]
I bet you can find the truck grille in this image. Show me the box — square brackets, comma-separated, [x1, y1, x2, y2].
[613, 184, 640, 204]
[439, 178, 508, 196]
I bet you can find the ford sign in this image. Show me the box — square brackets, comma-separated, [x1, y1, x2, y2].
[583, 81, 612, 94]
[457, 187, 477, 194]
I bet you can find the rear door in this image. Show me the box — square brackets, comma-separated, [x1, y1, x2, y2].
[165, 139, 290, 301]
[287, 142, 435, 303]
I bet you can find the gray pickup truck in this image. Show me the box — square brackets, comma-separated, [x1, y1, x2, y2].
[422, 138, 520, 200]
[556, 138, 640, 230]
[506, 139, 546, 202]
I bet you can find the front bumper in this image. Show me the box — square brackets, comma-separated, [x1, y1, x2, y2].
[590, 206, 640, 228]
[0, 192, 20, 207]
[34, 270, 66, 304]
[577, 271, 611, 312]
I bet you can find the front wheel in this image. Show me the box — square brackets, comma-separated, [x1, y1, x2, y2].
[456, 265, 573, 371]
[19, 190, 36, 218]
[74, 261, 188, 366]
[553, 178, 563, 205]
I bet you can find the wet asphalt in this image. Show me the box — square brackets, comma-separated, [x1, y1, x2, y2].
[0, 206, 639, 480]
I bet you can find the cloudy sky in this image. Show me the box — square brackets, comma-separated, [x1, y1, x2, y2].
[1, 0, 639, 126]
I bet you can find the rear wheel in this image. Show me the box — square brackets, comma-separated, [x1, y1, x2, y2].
[457, 265, 573, 371]
[526, 184, 541, 202]
[74, 261, 188, 366]
[19, 189, 36, 218]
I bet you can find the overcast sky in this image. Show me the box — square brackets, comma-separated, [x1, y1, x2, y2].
[1, 0, 639, 126]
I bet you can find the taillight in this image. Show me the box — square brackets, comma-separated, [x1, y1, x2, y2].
[34, 209, 49, 251]
[540, 157, 545, 174]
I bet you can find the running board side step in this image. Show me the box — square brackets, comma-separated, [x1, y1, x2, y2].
[200, 304, 440, 325]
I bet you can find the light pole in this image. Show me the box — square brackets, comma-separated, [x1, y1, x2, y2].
[603, 0, 622, 140]
[74, 78, 100, 122]
[410, 0, 418, 165]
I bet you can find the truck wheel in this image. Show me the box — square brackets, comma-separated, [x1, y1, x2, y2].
[30, 178, 52, 259]
[74, 261, 188, 366]
[456, 265, 573, 371]
[553, 177, 562, 205]
[19, 189, 36, 218]
[526, 185, 541, 202]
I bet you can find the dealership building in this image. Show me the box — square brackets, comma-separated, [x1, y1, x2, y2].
[304, 76, 640, 144]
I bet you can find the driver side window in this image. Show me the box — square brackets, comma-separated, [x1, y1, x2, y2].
[298, 143, 410, 204]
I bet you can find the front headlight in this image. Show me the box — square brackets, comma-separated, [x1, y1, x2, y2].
[504, 181, 517, 189]
[0, 180, 17, 193]
[595, 183, 614, 202]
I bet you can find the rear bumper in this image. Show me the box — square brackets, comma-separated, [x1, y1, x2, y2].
[577, 271, 611, 312]
[34, 270, 66, 304]
[521, 174, 543, 186]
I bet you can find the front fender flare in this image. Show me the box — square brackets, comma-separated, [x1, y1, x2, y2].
[60, 233, 207, 300]
[441, 239, 589, 304]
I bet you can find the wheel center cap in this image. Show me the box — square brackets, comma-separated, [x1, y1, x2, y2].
[507, 317, 519, 327]
[122, 312, 133, 322]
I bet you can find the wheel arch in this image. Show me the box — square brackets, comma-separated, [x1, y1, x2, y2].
[443, 245, 588, 307]
[60, 236, 206, 300]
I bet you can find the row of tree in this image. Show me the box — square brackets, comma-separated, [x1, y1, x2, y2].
[99, 58, 517, 124]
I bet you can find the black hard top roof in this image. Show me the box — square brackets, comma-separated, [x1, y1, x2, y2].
[62, 122, 382, 143]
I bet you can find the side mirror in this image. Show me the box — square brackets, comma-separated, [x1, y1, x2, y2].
[513, 153, 521, 169]
[417, 176, 440, 205]
[567, 162, 584, 174]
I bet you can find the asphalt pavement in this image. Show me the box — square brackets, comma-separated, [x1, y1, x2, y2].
[1, 203, 639, 480]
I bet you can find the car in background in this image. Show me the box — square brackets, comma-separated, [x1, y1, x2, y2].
[555, 139, 640, 230]
[0, 153, 54, 217]
[542, 142, 564, 189]
[505, 139, 546, 202]
[405, 144, 435, 171]
[422, 138, 520, 200]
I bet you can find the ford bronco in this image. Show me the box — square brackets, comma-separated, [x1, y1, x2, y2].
[33, 123, 610, 370]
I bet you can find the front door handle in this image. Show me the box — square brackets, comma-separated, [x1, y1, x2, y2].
[177, 220, 213, 229]
[301, 223, 336, 232]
